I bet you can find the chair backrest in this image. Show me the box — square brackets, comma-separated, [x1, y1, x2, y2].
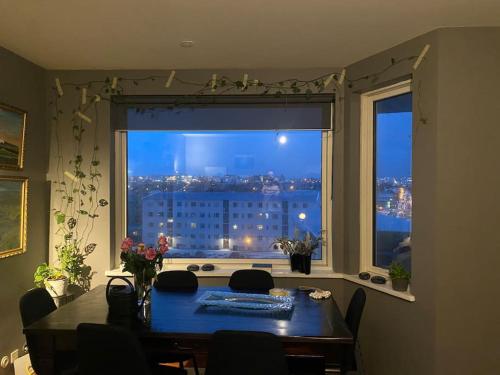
[154, 270, 198, 292]
[228, 269, 274, 291]
[205, 330, 289, 375]
[342, 288, 366, 372]
[345, 288, 366, 343]
[77, 323, 152, 375]
[19, 288, 57, 328]
[19, 288, 58, 374]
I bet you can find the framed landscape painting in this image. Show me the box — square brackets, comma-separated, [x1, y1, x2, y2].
[0, 103, 27, 170]
[0, 176, 28, 258]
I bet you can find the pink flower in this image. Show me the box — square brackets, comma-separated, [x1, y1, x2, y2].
[158, 235, 168, 246]
[121, 237, 134, 253]
[145, 247, 157, 260]
[137, 243, 146, 255]
[159, 244, 169, 255]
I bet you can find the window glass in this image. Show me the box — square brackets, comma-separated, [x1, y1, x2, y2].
[374, 93, 412, 270]
[127, 130, 323, 259]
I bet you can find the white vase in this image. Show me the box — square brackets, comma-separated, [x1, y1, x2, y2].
[45, 278, 68, 297]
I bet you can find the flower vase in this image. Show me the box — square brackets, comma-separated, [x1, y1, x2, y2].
[133, 271, 152, 304]
[134, 270, 153, 325]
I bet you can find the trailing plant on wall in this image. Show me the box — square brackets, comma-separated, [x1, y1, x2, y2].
[40, 43, 429, 293]
[48, 86, 108, 292]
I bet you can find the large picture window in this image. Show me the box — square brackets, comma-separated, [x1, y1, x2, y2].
[127, 130, 323, 259]
[360, 81, 412, 274]
[114, 96, 333, 264]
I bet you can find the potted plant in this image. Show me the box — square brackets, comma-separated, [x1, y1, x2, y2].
[388, 262, 411, 292]
[34, 263, 68, 297]
[272, 230, 322, 275]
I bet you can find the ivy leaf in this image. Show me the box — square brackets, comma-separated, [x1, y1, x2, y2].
[84, 243, 97, 255]
[55, 211, 66, 225]
[91, 160, 100, 166]
[78, 210, 88, 215]
[67, 217, 77, 229]
[98, 199, 109, 207]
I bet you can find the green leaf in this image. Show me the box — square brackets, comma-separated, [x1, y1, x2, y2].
[55, 211, 66, 225]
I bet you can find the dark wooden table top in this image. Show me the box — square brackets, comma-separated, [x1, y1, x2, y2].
[25, 285, 353, 345]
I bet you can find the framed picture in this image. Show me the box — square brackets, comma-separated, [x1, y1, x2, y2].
[0, 176, 28, 258]
[0, 103, 27, 170]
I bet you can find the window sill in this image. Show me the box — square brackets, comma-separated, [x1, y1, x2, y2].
[343, 274, 415, 302]
[105, 265, 343, 279]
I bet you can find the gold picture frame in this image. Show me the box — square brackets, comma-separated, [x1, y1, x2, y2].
[0, 102, 27, 170]
[0, 176, 28, 258]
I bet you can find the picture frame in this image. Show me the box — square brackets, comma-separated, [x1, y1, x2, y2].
[0, 102, 27, 170]
[0, 176, 28, 259]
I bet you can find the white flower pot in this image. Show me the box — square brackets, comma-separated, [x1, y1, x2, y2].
[45, 278, 68, 297]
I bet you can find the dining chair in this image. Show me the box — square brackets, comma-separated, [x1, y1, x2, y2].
[205, 330, 289, 375]
[20, 288, 78, 375]
[288, 288, 366, 375]
[341, 287, 366, 374]
[154, 270, 198, 292]
[149, 271, 199, 375]
[228, 269, 274, 291]
[77, 323, 186, 375]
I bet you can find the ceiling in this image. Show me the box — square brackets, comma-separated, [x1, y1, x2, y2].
[0, 0, 499, 70]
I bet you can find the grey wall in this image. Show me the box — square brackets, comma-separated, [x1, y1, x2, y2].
[343, 30, 439, 375]
[343, 27, 500, 375]
[0, 47, 48, 375]
[433, 28, 500, 374]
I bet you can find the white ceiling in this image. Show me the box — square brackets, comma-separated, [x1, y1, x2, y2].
[0, 0, 499, 70]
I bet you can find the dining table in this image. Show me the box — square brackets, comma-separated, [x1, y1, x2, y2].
[24, 285, 353, 374]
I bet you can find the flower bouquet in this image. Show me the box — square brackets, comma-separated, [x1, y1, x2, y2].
[120, 236, 169, 299]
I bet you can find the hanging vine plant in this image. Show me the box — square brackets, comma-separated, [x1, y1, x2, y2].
[47, 83, 109, 292]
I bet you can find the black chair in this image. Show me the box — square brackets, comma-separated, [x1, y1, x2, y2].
[149, 271, 199, 375]
[205, 330, 289, 375]
[288, 288, 366, 375]
[20, 287, 57, 327]
[341, 287, 366, 374]
[20, 288, 77, 375]
[77, 323, 186, 375]
[228, 269, 274, 291]
[154, 270, 198, 292]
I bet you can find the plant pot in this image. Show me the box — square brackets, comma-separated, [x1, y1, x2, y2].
[45, 278, 68, 297]
[391, 278, 409, 292]
[290, 254, 312, 275]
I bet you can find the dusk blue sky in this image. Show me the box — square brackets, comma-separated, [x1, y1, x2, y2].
[128, 130, 322, 178]
[127, 110, 411, 179]
[376, 112, 412, 178]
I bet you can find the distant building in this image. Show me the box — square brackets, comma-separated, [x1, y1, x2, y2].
[141, 191, 321, 254]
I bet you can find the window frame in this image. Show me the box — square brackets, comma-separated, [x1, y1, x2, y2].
[359, 80, 412, 276]
[113, 97, 334, 270]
